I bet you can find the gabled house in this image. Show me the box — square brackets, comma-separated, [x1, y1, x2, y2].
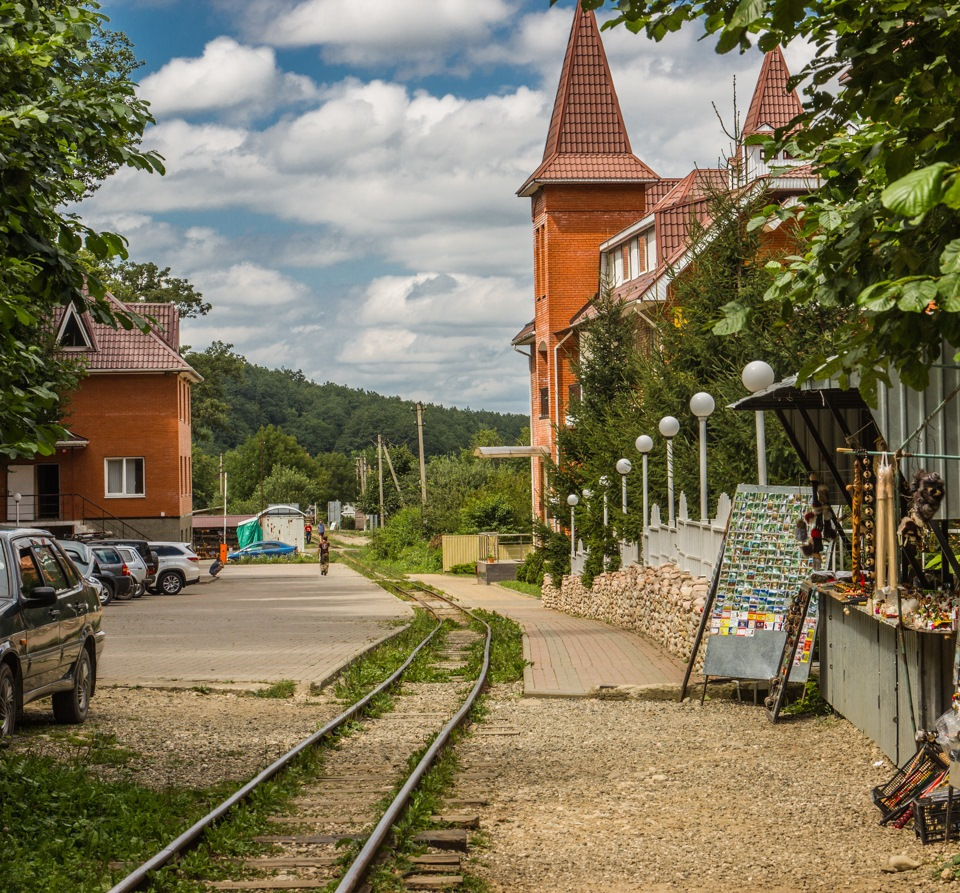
[2, 294, 200, 541]
[512, 2, 818, 521]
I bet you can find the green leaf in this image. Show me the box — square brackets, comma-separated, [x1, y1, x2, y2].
[897, 279, 937, 312]
[941, 240, 960, 275]
[858, 281, 896, 312]
[881, 163, 951, 216]
[730, 0, 764, 28]
[938, 276, 960, 312]
[943, 174, 960, 210]
[818, 210, 842, 231]
[712, 301, 750, 335]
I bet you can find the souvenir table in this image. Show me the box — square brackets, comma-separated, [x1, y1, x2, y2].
[817, 585, 955, 764]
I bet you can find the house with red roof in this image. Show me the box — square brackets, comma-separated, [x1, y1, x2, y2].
[512, 2, 817, 521]
[2, 295, 199, 542]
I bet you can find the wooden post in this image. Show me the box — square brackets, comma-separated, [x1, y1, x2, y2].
[377, 435, 385, 526]
[416, 402, 427, 507]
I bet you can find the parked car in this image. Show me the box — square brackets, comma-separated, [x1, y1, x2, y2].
[56, 539, 118, 606]
[148, 542, 201, 595]
[99, 539, 159, 589]
[227, 541, 298, 561]
[89, 544, 135, 601]
[115, 546, 148, 598]
[0, 526, 106, 737]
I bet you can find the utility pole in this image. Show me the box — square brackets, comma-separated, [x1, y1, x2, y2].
[383, 443, 404, 504]
[416, 402, 427, 507]
[377, 434, 385, 526]
[258, 438, 265, 514]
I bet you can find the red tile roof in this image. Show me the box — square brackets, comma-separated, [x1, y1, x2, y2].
[55, 292, 200, 380]
[645, 178, 683, 207]
[518, 3, 658, 196]
[132, 302, 179, 351]
[512, 319, 535, 345]
[743, 47, 803, 136]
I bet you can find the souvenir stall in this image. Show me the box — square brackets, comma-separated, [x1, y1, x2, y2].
[727, 361, 960, 767]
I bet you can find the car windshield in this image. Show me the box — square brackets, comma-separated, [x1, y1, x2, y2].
[93, 547, 121, 564]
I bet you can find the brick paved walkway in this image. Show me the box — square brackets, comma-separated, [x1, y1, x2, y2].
[412, 574, 686, 697]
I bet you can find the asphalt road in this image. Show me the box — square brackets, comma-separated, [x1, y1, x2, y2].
[97, 562, 413, 688]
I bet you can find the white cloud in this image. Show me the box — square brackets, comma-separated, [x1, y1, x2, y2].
[251, 0, 514, 70]
[140, 37, 317, 117]
[193, 262, 310, 308]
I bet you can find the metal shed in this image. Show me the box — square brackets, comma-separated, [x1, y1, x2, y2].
[729, 362, 960, 762]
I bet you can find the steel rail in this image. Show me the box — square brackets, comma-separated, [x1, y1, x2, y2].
[334, 585, 492, 893]
[107, 614, 443, 893]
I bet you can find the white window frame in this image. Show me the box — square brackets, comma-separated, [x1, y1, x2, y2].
[104, 457, 145, 498]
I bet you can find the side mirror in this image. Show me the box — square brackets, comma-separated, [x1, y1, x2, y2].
[24, 586, 57, 608]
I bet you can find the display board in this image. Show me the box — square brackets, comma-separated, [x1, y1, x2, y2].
[702, 485, 816, 682]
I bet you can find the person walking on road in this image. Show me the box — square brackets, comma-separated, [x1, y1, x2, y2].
[318, 534, 330, 576]
[305, 522, 313, 545]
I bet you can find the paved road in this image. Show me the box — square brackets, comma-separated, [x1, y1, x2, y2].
[98, 563, 412, 688]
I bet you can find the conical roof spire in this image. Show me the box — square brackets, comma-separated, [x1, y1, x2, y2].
[518, 2, 658, 196]
[742, 46, 803, 136]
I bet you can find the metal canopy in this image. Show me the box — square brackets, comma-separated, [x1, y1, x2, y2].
[729, 360, 960, 522]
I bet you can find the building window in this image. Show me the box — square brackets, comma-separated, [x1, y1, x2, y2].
[105, 457, 145, 498]
[539, 388, 550, 419]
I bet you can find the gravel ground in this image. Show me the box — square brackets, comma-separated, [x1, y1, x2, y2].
[10, 684, 347, 789]
[10, 680, 960, 891]
[457, 685, 960, 893]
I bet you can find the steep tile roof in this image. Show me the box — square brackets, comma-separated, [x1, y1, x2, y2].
[518, 2, 658, 196]
[55, 292, 200, 380]
[512, 319, 536, 345]
[651, 168, 725, 267]
[131, 302, 179, 351]
[742, 47, 803, 136]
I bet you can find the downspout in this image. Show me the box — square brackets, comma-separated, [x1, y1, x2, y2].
[513, 344, 538, 528]
[553, 330, 574, 465]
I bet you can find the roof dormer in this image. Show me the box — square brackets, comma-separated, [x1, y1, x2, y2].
[56, 303, 95, 351]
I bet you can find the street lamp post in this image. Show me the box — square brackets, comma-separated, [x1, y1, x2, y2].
[616, 458, 632, 516]
[659, 416, 680, 527]
[741, 360, 776, 485]
[567, 493, 579, 561]
[599, 475, 609, 529]
[13, 492, 21, 525]
[635, 435, 653, 531]
[690, 392, 716, 521]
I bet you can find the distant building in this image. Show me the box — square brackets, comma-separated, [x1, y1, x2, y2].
[513, 3, 814, 520]
[3, 295, 199, 541]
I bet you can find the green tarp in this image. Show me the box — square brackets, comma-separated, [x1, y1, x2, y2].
[236, 518, 263, 549]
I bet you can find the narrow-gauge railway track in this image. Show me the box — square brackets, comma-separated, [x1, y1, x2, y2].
[108, 580, 490, 893]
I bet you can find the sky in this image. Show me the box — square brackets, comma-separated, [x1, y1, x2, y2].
[84, 0, 813, 416]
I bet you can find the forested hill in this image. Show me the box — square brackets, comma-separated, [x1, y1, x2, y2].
[192, 351, 528, 457]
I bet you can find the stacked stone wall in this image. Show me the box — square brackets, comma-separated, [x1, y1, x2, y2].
[542, 563, 709, 666]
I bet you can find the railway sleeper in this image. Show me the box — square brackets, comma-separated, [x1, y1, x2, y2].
[403, 875, 464, 890]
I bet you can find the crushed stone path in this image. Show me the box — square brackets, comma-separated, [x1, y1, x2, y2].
[412, 574, 686, 697]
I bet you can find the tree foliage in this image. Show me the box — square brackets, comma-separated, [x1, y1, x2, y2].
[103, 260, 211, 319]
[0, 0, 163, 458]
[575, 0, 960, 400]
[550, 191, 841, 584]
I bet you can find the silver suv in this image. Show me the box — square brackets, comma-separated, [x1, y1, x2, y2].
[148, 542, 201, 595]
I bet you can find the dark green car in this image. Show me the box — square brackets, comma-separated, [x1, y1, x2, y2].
[0, 527, 106, 737]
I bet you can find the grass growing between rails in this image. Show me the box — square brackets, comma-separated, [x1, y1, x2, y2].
[497, 580, 541, 597]
[466, 609, 528, 685]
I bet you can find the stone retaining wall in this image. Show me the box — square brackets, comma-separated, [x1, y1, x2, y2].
[542, 563, 709, 665]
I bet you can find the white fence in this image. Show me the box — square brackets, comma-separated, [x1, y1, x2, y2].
[569, 491, 731, 580]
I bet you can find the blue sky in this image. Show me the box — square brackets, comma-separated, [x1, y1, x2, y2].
[85, 0, 812, 415]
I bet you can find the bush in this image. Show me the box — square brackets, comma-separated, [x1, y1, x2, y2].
[516, 550, 545, 587]
[450, 562, 477, 575]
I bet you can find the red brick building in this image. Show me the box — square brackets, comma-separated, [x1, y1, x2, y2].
[512, 3, 814, 521]
[2, 295, 199, 541]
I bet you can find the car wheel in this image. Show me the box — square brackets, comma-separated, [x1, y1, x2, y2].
[132, 581, 145, 598]
[100, 579, 114, 606]
[0, 663, 18, 738]
[114, 581, 134, 601]
[158, 570, 184, 595]
[52, 648, 93, 725]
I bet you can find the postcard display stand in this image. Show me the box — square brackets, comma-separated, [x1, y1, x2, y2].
[701, 485, 817, 686]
